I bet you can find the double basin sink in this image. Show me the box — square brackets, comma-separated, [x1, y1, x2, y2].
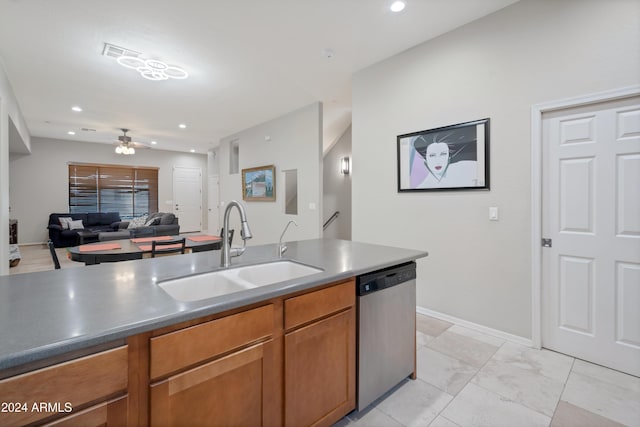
[158, 260, 323, 302]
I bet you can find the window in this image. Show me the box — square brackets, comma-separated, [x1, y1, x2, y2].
[69, 163, 159, 219]
[229, 139, 239, 174]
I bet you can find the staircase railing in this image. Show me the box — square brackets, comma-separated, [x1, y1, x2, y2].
[323, 211, 340, 231]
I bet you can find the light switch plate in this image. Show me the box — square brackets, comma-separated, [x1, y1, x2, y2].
[489, 207, 499, 221]
[309, 202, 316, 210]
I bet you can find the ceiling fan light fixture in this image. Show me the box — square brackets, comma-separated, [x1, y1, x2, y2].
[115, 54, 188, 81]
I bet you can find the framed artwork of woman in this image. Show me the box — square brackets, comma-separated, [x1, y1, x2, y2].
[397, 118, 490, 192]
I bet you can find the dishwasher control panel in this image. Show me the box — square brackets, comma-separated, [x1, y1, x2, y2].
[356, 261, 416, 296]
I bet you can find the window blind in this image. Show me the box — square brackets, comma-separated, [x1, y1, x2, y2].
[69, 164, 159, 219]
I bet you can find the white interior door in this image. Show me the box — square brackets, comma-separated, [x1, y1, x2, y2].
[542, 96, 640, 376]
[173, 167, 202, 233]
[207, 175, 220, 234]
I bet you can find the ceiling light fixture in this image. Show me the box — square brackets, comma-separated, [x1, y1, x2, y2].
[116, 55, 188, 81]
[67, 131, 76, 135]
[71, 106, 83, 112]
[115, 129, 136, 155]
[151, 141, 157, 145]
[390, 1, 405, 12]
[179, 124, 187, 129]
[190, 149, 195, 153]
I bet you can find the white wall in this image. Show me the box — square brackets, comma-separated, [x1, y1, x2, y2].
[218, 102, 322, 246]
[323, 125, 351, 240]
[0, 61, 30, 275]
[352, 0, 640, 338]
[9, 137, 207, 244]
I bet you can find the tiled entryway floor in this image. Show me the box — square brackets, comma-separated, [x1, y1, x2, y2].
[335, 314, 640, 427]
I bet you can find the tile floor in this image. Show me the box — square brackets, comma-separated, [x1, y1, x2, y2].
[10, 246, 640, 426]
[335, 314, 640, 427]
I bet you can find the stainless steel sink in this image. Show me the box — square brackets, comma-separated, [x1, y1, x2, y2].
[158, 260, 323, 302]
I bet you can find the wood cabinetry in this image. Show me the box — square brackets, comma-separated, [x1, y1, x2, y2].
[0, 346, 128, 426]
[284, 280, 356, 427]
[1, 278, 358, 427]
[149, 304, 280, 427]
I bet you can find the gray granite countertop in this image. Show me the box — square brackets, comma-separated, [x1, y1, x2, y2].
[0, 238, 427, 371]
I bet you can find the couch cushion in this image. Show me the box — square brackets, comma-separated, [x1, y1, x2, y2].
[144, 217, 162, 226]
[159, 213, 176, 225]
[58, 217, 73, 230]
[127, 215, 148, 229]
[49, 213, 87, 226]
[86, 212, 116, 226]
[69, 219, 85, 230]
[101, 212, 121, 225]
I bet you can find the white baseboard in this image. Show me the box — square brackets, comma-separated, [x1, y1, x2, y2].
[416, 306, 533, 347]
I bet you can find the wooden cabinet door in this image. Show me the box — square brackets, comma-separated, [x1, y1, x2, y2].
[284, 308, 355, 427]
[150, 340, 278, 427]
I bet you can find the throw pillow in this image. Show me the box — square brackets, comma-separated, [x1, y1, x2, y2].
[127, 215, 148, 230]
[68, 219, 84, 230]
[58, 217, 73, 230]
[144, 217, 162, 226]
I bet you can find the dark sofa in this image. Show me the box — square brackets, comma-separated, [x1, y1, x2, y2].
[47, 212, 125, 247]
[98, 212, 180, 241]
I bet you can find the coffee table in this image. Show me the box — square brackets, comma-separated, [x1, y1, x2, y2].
[68, 235, 223, 265]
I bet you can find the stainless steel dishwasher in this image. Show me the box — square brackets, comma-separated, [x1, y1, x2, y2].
[356, 261, 416, 411]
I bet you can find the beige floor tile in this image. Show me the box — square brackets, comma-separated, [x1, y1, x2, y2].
[417, 330, 435, 347]
[493, 342, 573, 383]
[550, 401, 625, 427]
[429, 416, 461, 427]
[416, 314, 453, 337]
[572, 359, 640, 392]
[447, 325, 505, 347]
[417, 347, 478, 395]
[426, 330, 499, 368]
[562, 370, 640, 426]
[441, 383, 551, 427]
[347, 407, 404, 427]
[376, 378, 453, 427]
[472, 359, 565, 417]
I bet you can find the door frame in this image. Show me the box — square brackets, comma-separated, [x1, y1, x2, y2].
[530, 85, 640, 349]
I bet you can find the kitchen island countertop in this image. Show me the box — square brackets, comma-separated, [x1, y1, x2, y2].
[0, 238, 427, 371]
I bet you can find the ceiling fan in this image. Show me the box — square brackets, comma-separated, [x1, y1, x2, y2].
[114, 128, 150, 155]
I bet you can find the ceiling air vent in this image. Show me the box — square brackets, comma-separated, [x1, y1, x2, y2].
[80, 128, 97, 132]
[102, 43, 141, 59]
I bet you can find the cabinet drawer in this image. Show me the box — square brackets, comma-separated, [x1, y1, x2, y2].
[284, 279, 355, 331]
[43, 395, 127, 427]
[0, 346, 128, 427]
[150, 304, 274, 380]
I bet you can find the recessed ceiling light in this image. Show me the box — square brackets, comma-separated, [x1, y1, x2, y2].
[390, 1, 405, 12]
[67, 131, 76, 135]
[179, 124, 187, 129]
[151, 141, 157, 145]
[71, 106, 83, 112]
[190, 149, 195, 153]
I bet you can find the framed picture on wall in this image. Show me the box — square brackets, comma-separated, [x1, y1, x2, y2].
[242, 165, 276, 201]
[397, 118, 490, 192]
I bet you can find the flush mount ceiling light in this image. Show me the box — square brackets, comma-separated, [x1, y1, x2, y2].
[71, 106, 83, 112]
[179, 123, 187, 129]
[390, 1, 405, 12]
[116, 56, 189, 81]
[67, 131, 76, 135]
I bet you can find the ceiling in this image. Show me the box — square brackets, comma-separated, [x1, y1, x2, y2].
[0, 0, 518, 155]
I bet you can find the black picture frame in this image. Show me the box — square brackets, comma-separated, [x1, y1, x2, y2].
[397, 118, 490, 192]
